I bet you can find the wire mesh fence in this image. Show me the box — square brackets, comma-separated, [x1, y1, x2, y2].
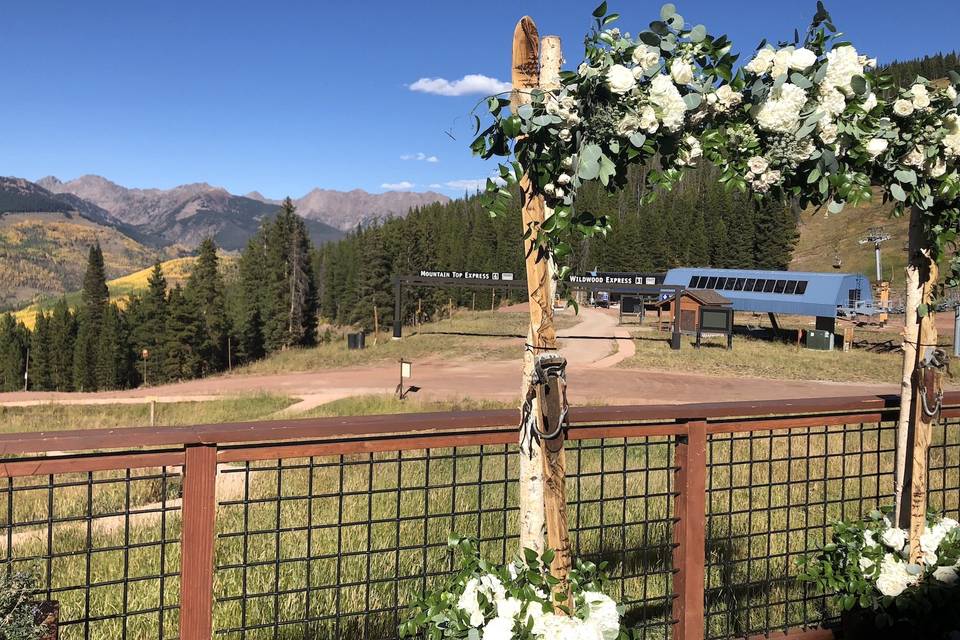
[0, 398, 956, 640]
[0, 464, 183, 640]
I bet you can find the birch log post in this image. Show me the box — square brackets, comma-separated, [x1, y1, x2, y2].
[894, 205, 942, 563]
[512, 23, 573, 601]
[512, 16, 547, 557]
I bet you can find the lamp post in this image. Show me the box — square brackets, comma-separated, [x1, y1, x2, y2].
[141, 349, 150, 387]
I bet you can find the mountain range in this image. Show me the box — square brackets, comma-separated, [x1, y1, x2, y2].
[0, 174, 449, 309]
[35, 175, 449, 248]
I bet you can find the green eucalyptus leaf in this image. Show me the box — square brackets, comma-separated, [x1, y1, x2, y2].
[660, 3, 676, 19]
[683, 93, 702, 109]
[689, 24, 706, 43]
[592, 1, 608, 18]
[629, 133, 647, 148]
[639, 31, 661, 47]
[891, 183, 907, 202]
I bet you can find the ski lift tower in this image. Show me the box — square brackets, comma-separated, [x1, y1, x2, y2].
[859, 226, 892, 283]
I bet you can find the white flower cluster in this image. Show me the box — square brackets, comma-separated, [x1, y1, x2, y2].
[648, 74, 687, 132]
[743, 156, 780, 192]
[706, 85, 742, 114]
[755, 83, 808, 133]
[546, 95, 582, 128]
[864, 517, 960, 597]
[944, 113, 960, 159]
[456, 573, 621, 640]
[822, 45, 864, 97]
[744, 46, 817, 76]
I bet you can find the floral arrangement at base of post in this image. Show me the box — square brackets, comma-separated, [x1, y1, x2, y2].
[800, 510, 960, 638]
[399, 537, 626, 640]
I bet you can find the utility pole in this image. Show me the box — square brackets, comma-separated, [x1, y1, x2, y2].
[23, 346, 29, 392]
[859, 226, 892, 283]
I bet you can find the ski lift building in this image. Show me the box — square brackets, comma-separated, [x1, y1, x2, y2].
[663, 268, 874, 330]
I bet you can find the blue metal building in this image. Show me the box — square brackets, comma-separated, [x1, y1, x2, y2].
[663, 268, 873, 320]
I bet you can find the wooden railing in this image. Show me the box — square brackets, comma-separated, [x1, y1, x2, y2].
[0, 392, 957, 640]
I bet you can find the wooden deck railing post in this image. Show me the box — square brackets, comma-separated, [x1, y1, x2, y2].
[179, 444, 218, 640]
[673, 421, 707, 640]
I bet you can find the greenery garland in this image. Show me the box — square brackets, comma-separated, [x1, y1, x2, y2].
[472, 1, 960, 286]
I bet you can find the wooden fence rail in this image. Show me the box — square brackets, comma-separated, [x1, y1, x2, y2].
[1, 391, 958, 640]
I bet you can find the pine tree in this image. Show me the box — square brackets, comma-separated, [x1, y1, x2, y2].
[235, 236, 266, 363]
[262, 198, 317, 351]
[95, 304, 126, 390]
[73, 243, 110, 391]
[0, 314, 28, 392]
[754, 199, 799, 270]
[163, 285, 203, 381]
[350, 227, 393, 331]
[185, 238, 229, 375]
[49, 298, 76, 391]
[29, 312, 53, 391]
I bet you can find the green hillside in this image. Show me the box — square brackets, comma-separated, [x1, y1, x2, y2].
[791, 193, 908, 284]
[0, 212, 166, 311]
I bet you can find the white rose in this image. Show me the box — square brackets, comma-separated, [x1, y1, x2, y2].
[632, 45, 660, 69]
[913, 88, 931, 109]
[942, 517, 959, 530]
[671, 59, 694, 85]
[947, 86, 958, 101]
[866, 138, 888, 158]
[864, 529, 879, 548]
[763, 169, 782, 185]
[457, 578, 487, 627]
[866, 57, 878, 69]
[582, 591, 621, 640]
[747, 156, 769, 174]
[554, 187, 565, 199]
[716, 84, 743, 109]
[862, 92, 878, 112]
[745, 48, 776, 75]
[789, 47, 817, 70]
[911, 84, 929, 99]
[819, 122, 837, 144]
[495, 597, 522, 620]
[650, 74, 687, 132]
[558, 128, 572, 142]
[639, 106, 658, 133]
[557, 173, 572, 185]
[893, 99, 915, 117]
[881, 527, 908, 551]
[606, 64, 636, 94]
[562, 156, 573, 169]
[481, 616, 514, 640]
[934, 566, 959, 584]
[771, 48, 793, 77]
[944, 132, 960, 158]
[859, 555, 875, 572]
[875, 554, 918, 597]
[904, 146, 925, 167]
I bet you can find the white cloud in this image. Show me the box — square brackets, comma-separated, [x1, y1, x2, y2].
[381, 181, 415, 190]
[401, 152, 439, 163]
[428, 183, 443, 189]
[441, 177, 505, 192]
[409, 74, 511, 97]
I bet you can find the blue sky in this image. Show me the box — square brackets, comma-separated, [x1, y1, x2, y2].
[1, 1, 957, 199]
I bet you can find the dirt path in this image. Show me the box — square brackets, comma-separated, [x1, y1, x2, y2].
[0, 308, 899, 409]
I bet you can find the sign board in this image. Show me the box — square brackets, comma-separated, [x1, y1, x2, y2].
[400, 360, 412, 379]
[418, 270, 514, 281]
[696, 307, 734, 350]
[569, 272, 664, 286]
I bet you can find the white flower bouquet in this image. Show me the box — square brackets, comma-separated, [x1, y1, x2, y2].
[702, 3, 879, 212]
[800, 510, 960, 636]
[399, 537, 626, 640]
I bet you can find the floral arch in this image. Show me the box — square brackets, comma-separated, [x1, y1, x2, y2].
[471, 1, 960, 565]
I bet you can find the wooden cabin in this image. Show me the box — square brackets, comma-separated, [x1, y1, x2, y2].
[654, 289, 732, 334]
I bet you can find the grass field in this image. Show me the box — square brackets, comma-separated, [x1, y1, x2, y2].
[241, 310, 577, 375]
[0, 393, 294, 434]
[618, 327, 938, 385]
[9, 418, 955, 640]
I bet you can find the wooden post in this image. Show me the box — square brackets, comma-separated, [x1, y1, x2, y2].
[673, 422, 707, 640]
[512, 16, 573, 600]
[472, 292, 476, 311]
[416, 298, 422, 334]
[513, 15, 547, 558]
[491, 289, 496, 310]
[895, 206, 942, 564]
[373, 303, 379, 346]
[149, 399, 156, 427]
[179, 444, 217, 640]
